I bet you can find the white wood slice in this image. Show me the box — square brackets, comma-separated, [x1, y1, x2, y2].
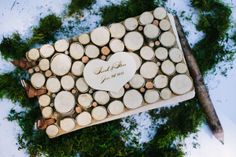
[108, 100, 125, 115]
[159, 19, 171, 31]
[123, 89, 143, 109]
[46, 125, 59, 137]
[129, 53, 142, 70]
[153, 7, 167, 20]
[42, 106, 53, 118]
[78, 94, 93, 109]
[27, 48, 40, 61]
[155, 47, 168, 61]
[50, 54, 72, 76]
[76, 78, 89, 93]
[161, 60, 175, 75]
[85, 44, 100, 58]
[60, 118, 75, 132]
[109, 87, 125, 98]
[143, 24, 160, 39]
[160, 88, 172, 100]
[140, 46, 155, 60]
[61, 75, 75, 90]
[109, 23, 126, 38]
[160, 31, 176, 47]
[109, 39, 125, 53]
[71, 61, 84, 76]
[46, 77, 61, 93]
[54, 39, 69, 52]
[170, 74, 193, 95]
[39, 94, 51, 107]
[139, 12, 154, 25]
[91, 106, 107, 121]
[129, 74, 145, 89]
[124, 17, 138, 31]
[176, 63, 188, 74]
[69, 42, 84, 59]
[54, 91, 75, 114]
[90, 26, 110, 46]
[169, 48, 183, 63]
[30, 73, 45, 89]
[154, 74, 168, 89]
[144, 89, 160, 104]
[93, 91, 110, 105]
[78, 33, 90, 45]
[40, 44, 55, 58]
[39, 59, 49, 71]
[76, 111, 92, 126]
[45, 70, 52, 77]
[124, 31, 144, 51]
[140, 62, 159, 79]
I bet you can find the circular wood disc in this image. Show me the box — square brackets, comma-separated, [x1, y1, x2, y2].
[169, 48, 183, 63]
[30, 73, 45, 88]
[76, 111, 92, 126]
[140, 62, 159, 79]
[46, 77, 61, 93]
[71, 61, 84, 76]
[51, 54, 72, 76]
[109, 87, 125, 98]
[160, 88, 172, 100]
[139, 12, 154, 25]
[143, 24, 160, 39]
[144, 89, 160, 104]
[140, 46, 155, 60]
[154, 74, 168, 89]
[161, 60, 175, 75]
[45, 70, 52, 77]
[93, 91, 110, 105]
[129, 74, 145, 89]
[40, 44, 55, 58]
[159, 19, 171, 31]
[109, 23, 126, 38]
[54, 39, 69, 52]
[124, 31, 144, 51]
[60, 118, 75, 132]
[160, 31, 176, 47]
[78, 33, 90, 45]
[54, 91, 75, 114]
[69, 42, 84, 59]
[61, 75, 75, 90]
[124, 17, 138, 31]
[129, 53, 142, 70]
[91, 106, 107, 121]
[91, 26, 110, 46]
[85, 44, 100, 58]
[123, 89, 143, 109]
[108, 100, 124, 115]
[78, 94, 93, 108]
[153, 7, 167, 20]
[39, 94, 51, 107]
[46, 125, 59, 137]
[76, 78, 89, 93]
[176, 63, 187, 74]
[155, 47, 168, 61]
[42, 106, 53, 118]
[109, 39, 125, 53]
[39, 59, 49, 71]
[28, 48, 40, 61]
[170, 74, 193, 95]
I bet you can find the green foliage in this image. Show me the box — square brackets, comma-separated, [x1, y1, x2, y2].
[68, 0, 96, 15]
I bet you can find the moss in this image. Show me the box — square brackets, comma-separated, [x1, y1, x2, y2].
[68, 0, 96, 15]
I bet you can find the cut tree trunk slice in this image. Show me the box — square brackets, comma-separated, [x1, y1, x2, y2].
[129, 53, 142, 70]
[108, 100, 125, 115]
[101, 46, 110, 56]
[42, 106, 53, 118]
[149, 41, 155, 47]
[54, 91, 75, 114]
[28, 68, 34, 74]
[46, 77, 61, 93]
[159, 19, 171, 31]
[60, 118, 76, 132]
[76, 111, 92, 126]
[170, 74, 193, 95]
[159, 31, 176, 47]
[46, 125, 59, 137]
[176, 62, 188, 74]
[50, 54, 72, 76]
[143, 24, 160, 39]
[71, 61, 84, 76]
[123, 31, 144, 51]
[161, 59, 175, 75]
[76, 78, 89, 93]
[169, 48, 183, 63]
[27, 48, 40, 61]
[109, 23, 126, 38]
[85, 44, 100, 58]
[39, 94, 51, 107]
[90, 26, 110, 46]
[91, 106, 107, 121]
[93, 91, 110, 105]
[108, 87, 125, 98]
[139, 12, 154, 25]
[69, 42, 84, 59]
[45, 70, 52, 77]
[160, 88, 172, 100]
[109, 39, 125, 53]
[78, 94, 93, 109]
[30, 73, 45, 89]
[140, 46, 155, 60]
[144, 89, 160, 104]
[140, 62, 159, 79]
[39, 59, 50, 71]
[78, 33, 90, 45]
[153, 7, 167, 20]
[129, 74, 145, 89]
[124, 17, 138, 31]
[34, 66, 40, 72]
[154, 74, 168, 89]
[40, 44, 55, 58]
[123, 89, 143, 109]
[155, 47, 168, 61]
[54, 39, 69, 52]
[61, 75, 75, 91]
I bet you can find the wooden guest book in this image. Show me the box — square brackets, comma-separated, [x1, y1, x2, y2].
[25, 7, 195, 138]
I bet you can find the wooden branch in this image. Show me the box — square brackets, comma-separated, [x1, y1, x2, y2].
[174, 16, 224, 144]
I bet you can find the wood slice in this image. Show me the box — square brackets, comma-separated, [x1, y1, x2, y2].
[76, 111, 92, 126]
[153, 74, 168, 89]
[108, 100, 124, 115]
[140, 62, 159, 79]
[124, 17, 138, 31]
[109, 39, 125, 53]
[129, 74, 145, 89]
[40, 44, 55, 58]
[85, 44, 100, 58]
[46, 125, 59, 137]
[78, 94, 93, 109]
[61, 75, 75, 91]
[39, 59, 49, 71]
[109, 23, 126, 38]
[60, 118, 75, 132]
[144, 89, 160, 104]
[42, 106, 53, 118]
[153, 7, 167, 20]
[54, 39, 69, 52]
[161, 60, 175, 75]
[27, 48, 40, 61]
[124, 31, 144, 51]
[28, 68, 34, 74]
[143, 24, 160, 39]
[78, 33, 90, 45]
[30, 73, 45, 89]
[93, 91, 110, 105]
[39, 94, 51, 107]
[170, 74, 193, 95]
[90, 26, 110, 46]
[129, 53, 142, 70]
[109, 87, 125, 98]
[101, 46, 110, 56]
[76, 78, 89, 93]
[155, 47, 168, 61]
[159, 19, 171, 31]
[159, 31, 176, 47]
[46, 77, 61, 93]
[160, 88, 172, 100]
[169, 48, 183, 63]
[54, 91, 75, 114]
[50, 54, 72, 76]
[123, 89, 143, 109]
[69, 42, 84, 59]
[139, 11, 154, 25]
[45, 70, 52, 77]
[176, 62, 187, 74]
[140, 46, 155, 60]
[91, 106, 107, 121]
[71, 61, 84, 76]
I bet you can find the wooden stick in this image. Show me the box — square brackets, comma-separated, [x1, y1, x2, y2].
[174, 16, 224, 144]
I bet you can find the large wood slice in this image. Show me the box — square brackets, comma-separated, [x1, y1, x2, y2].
[71, 61, 84, 76]
[85, 44, 100, 58]
[109, 39, 125, 53]
[140, 46, 155, 60]
[39, 59, 50, 71]
[176, 62, 187, 74]
[54, 39, 69, 52]
[161, 59, 175, 75]
[160, 88, 172, 100]
[169, 48, 183, 63]
[40, 44, 55, 58]
[123, 89, 143, 109]
[153, 74, 168, 89]
[78, 33, 90, 45]
[109, 87, 125, 98]
[139, 12, 154, 25]
[124, 31, 144, 51]
[46, 77, 61, 93]
[140, 62, 159, 79]
[159, 19, 171, 31]
[51, 54, 72, 76]
[124, 17, 138, 31]
[76, 78, 89, 93]
[159, 31, 176, 47]
[153, 7, 167, 20]
[42, 106, 53, 118]
[60, 118, 75, 132]
[54, 91, 75, 114]
[69, 42, 84, 59]
[129, 53, 142, 70]
[78, 94, 93, 109]
[129, 74, 145, 89]
[155, 47, 168, 61]
[46, 125, 59, 137]
[91, 106, 107, 121]
[143, 24, 160, 39]
[109, 23, 126, 38]
[39, 94, 51, 107]
[107, 100, 124, 115]
[170, 74, 193, 95]
[61, 75, 75, 91]
[30, 73, 45, 89]
[93, 91, 110, 105]
[144, 89, 160, 104]
[27, 48, 40, 61]
[76, 111, 92, 126]
[90, 26, 110, 46]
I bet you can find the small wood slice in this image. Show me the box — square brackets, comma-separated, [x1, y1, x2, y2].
[78, 94, 93, 109]
[159, 19, 171, 31]
[155, 47, 168, 61]
[51, 54, 72, 76]
[69, 42, 84, 59]
[129, 74, 145, 89]
[60, 118, 75, 132]
[93, 91, 110, 105]
[39, 59, 49, 71]
[143, 24, 160, 39]
[154, 74, 168, 89]
[109, 87, 125, 98]
[139, 12, 154, 25]
[140, 46, 155, 60]
[40, 44, 55, 58]
[176, 62, 187, 74]
[76, 111, 92, 126]
[170, 74, 193, 95]
[61, 75, 75, 91]
[27, 48, 40, 61]
[140, 62, 159, 79]
[124, 17, 138, 31]
[42, 106, 53, 118]
[160, 88, 172, 100]
[109, 39, 125, 53]
[153, 7, 167, 20]
[169, 48, 183, 63]
[129, 53, 142, 70]
[46, 125, 59, 137]
[54, 91, 75, 114]
[108, 100, 125, 115]
[124, 31, 144, 51]
[78, 33, 90, 45]
[46, 77, 61, 93]
[123, 89, 143, 109]
[109, 23, 126, 38]
[28, 68, 34, 74]
[39, 94, 51, 107]
[90, 26, 110, 46]
[85, 44, 100, 58]
[91, 106, 107, 121]
[144, 89, 160, 104]
[54, 39, 69, 52]
[76, 78, 89, 93]
[161, 60, 175, 75]
[101, 46, 110, 56]
[45, 70, 52, 77]
[159, 31, 176, 47]
[30, 73, 45, 89]
[71, 61, 84, 76]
